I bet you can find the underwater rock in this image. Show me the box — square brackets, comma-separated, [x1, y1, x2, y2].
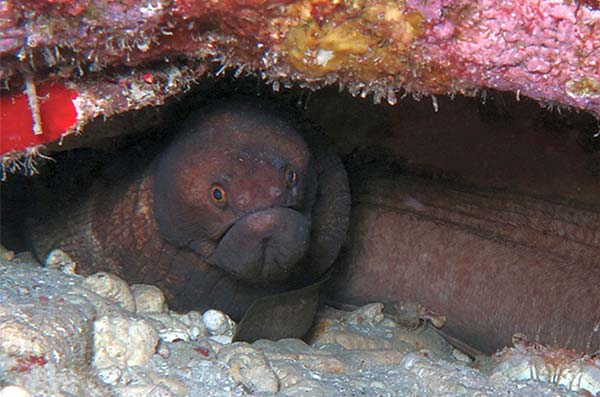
[0, 258, 589, 396]
[489, 342, 600, 396]
[131, 284, 167, 314]
[203, 310, 236, 344]
[217, 342, 280, 393]
[1, 0, 599, 159]
[310, 304, 454, 363]
[0, 263, 94, 370]
[92, 314, 159, 369]
[142, 311, 209, 344]
[44, 249, 77, 274]
[82, 272, 136, 313]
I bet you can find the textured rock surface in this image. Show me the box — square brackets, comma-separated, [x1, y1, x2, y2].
[1, 258, 596, 396]
[1, 0, 599, 161]
[93, 314, 159, 369]
[131, 284, 167, 314]
[217, 342, 280, 393]
[489, 343, 600, 395]
[83, 272, 137, 312]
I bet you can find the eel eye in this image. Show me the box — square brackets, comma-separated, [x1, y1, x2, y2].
[285, 166, 298, 187]
[210, 185, 227, 206]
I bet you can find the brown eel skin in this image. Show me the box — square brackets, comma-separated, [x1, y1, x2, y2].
[27, 99, 600, 355]
[328, 174, 600, 354]
[30, 100, 351, 320]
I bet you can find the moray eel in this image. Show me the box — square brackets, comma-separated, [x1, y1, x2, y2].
[29, 99, 598, 354]
[31, 101, 351, 319]
[329, 174, 600, 354]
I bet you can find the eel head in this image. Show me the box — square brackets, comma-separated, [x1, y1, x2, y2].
[153, 102, 321, 286]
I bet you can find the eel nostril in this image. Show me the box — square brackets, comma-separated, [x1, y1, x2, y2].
[270, 186, 282, 199]
[237, 192, 249, 207]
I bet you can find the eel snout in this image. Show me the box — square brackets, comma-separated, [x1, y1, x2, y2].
[208, 207, 311, 283]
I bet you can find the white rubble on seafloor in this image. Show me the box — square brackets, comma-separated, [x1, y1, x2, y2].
[0, 256, 598, 397]
[490, 343, 600, 394]
[82, 272, 137, 312]
[0, 385, 31, 397]
[203, 309, 236, 344]
[93, 313, 159, 370]
[44, 249, 77, 274]
[217, 343, 280, 393]
[131, 284, 167, 314]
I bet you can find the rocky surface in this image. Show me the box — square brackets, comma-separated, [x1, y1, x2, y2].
[0, 256, 597, 396]
[1, 0, 599, 163]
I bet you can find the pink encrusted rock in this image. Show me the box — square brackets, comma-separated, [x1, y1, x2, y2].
[0, 0, 599, 159]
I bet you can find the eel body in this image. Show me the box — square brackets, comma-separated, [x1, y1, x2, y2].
[30, 101, 351, 319]
[328, 175, 600, 354]
[28, 100, 600, 354]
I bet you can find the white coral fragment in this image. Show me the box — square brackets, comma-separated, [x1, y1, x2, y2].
[93, 314, 158, 369]
[344, 302, 385, 326]
[0, 386, 31, 397]
[490, 344, 600, 395]
[82, 272, 136, 312]
[131, 284, 167, 314]
[144, 311, 208, 343]
[217, 342, 279, 393]
[203, 309, 236, 344]
[44, 249, 77, 274]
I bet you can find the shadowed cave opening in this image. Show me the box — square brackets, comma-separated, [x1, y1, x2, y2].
[1, 75, 599, 354]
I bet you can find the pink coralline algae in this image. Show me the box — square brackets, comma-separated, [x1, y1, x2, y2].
[0, 0, 599, 157]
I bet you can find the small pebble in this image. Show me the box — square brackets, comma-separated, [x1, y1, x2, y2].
[82, 272, 136, 312]
[453, 348, 473, 363]
[0, 386, 31, 397]
[93, 314, 158, 368]
[44, 249, 77, 274]
[203, 309, 235, 335]
[157, 341, 171, 359]
[0, 245, 15, 261]
[345, 303, 385, 326]
[131, 284, 167, 313]
[217, 342, 279, 393]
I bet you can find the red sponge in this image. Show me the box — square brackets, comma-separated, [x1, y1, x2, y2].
[0, 82, 79, 155]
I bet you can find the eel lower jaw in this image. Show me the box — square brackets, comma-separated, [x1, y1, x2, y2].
[205, 207, 312, 285]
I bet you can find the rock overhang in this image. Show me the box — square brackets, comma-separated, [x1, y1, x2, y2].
[1, 0, 599, 169]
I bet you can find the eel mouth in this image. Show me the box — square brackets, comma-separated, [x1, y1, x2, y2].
[206, 207, 311, 285]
